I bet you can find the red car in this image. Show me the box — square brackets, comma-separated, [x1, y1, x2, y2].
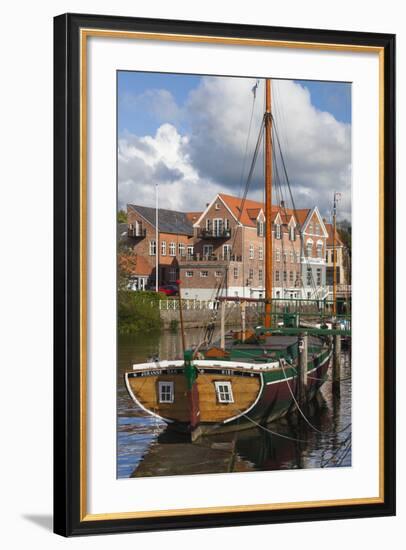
[158, 284, 179, 296]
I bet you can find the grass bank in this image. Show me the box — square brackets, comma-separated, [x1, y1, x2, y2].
[118, 290, 166, 334]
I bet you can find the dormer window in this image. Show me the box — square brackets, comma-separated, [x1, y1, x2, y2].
[276, 224, 281, 239]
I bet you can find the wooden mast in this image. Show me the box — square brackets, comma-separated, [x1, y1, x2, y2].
[264, 79, 273, 328]
[332, 193, 337, 318]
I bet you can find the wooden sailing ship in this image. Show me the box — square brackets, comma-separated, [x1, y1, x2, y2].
[125, 79, 338, 440]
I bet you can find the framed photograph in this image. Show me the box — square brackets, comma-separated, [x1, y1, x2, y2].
[54, 13, 396, 536]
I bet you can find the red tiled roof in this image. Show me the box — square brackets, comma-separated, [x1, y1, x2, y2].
[186, 211, 202, 223]
[246, 207, 261, 220]
[218, 193, 310, 227]
[325, 223, 344, 246]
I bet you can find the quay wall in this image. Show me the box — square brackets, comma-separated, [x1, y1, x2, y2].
[159, 304, 262, 330]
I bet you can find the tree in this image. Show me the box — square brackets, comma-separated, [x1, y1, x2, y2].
[117, 209, 127, 223]
[117, 243, 137, 290]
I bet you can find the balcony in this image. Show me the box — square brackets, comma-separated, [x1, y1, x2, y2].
[198, 228, 232, 239]
[128, 225, 146, 238]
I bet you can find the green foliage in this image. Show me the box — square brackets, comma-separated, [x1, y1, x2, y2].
[117, 209, 128, 223]
[118, 290, 165, 334]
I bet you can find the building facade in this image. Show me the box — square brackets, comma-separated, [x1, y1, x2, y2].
[122, 194, 330, 299]
[325, 222, 348, 288]
[178, 193, 321, 300]
[296, 207, 329, 300]
[125, 204, 198, 289]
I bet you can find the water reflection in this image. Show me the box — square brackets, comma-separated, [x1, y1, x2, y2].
[117, 329, 351, 478]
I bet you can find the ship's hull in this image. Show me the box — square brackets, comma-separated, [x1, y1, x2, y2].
[125, 345, 332, 439]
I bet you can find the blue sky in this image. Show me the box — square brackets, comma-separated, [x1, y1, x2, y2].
[117, 72, 351, 220]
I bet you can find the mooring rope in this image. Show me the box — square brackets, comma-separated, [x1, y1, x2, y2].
[279, 359, 352, 436]
[237, 411, 308, 443]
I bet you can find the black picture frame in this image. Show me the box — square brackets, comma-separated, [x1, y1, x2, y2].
[54, 12, 396, 536]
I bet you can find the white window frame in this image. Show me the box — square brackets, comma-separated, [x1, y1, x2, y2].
[185, 271, 194, 278]
[259, 245, 263, 260]
[233, 267, 238, 279]
[178, 243, 186, 257]
[161, 240, 166, 256]
[203, 244, 213, 257]
[249, 268, 254, 280]
[249, 243, 254, 259]
[214, 381, 234, 404]
[276, 224, 281, 239]
[169, 242, 176, 256]
[276, 249, 281, 262]
[316, 240, 323, 259]
[258, 220, 264, 237]
[200, 270, 209, 278]
[149, 240, 156, 256]
[158, 381, 174, 403]
[289, 225, 295, 241]
[275, 270, 280, 282]
[187, 245, 194, 258]
[224, 218, 230, 230]
[215, 271, 222, 278]
[223, 244, 232, 260]
[213, 218, 223, 236]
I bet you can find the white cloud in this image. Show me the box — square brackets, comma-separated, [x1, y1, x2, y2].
[118, 77, 351, 220]
[118, 124, 225, 212]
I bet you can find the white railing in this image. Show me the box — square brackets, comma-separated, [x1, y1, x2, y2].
[326, 285, 352, 296]
[159, 299, 262, 311]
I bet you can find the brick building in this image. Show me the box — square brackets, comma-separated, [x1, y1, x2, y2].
[125, 204, 199, 289]
[325, 222, 348, 287]
[295, 207, 329, 299]
[179, 193, 309, 300]
[122, 194, 329, 299]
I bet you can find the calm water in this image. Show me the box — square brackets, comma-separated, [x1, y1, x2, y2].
[117, 328, 351, 478]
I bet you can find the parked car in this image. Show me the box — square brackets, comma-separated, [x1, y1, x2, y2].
[158, 284, 179, 296]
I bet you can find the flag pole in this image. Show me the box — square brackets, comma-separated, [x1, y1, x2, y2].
[155, 182, 159, 292]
